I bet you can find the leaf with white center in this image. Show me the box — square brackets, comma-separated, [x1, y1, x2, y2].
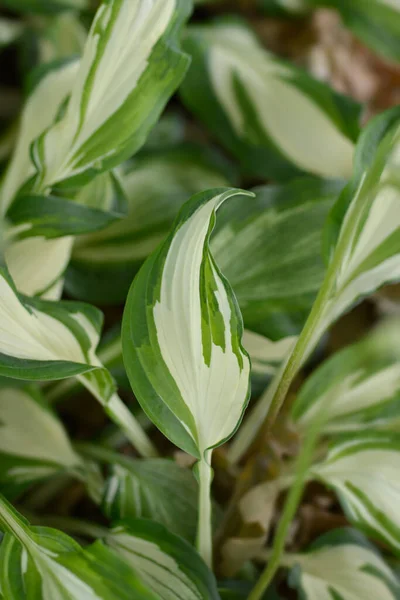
[310, 432, 400, 553]
[122, 187, 252, 564]
[0, 386, 84, 486]
[0, 59, 80, 215]
[106, 519, 220, 600]
[103, 459, 199, 543]
[66, 144, 231, 304]
[32, 0, 192, 190]
[0, 267, 156, 457]
[122, 187, 252, 457]
[288, 528, 400, 600]
[212, 177, 341, 337]
[4, 234, 74, 298]
[292, 320, 400, 434]
[0, 498, 158, 600]
[313, 114, 400, 347]
[229, 107, 400, 465]
[0, 59, 78, 298]
[180, 21, 360, 181]
[0, 57, 130, 297]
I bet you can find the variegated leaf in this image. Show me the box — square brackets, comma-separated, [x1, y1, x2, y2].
[311, 432, 400, 553]
[0, 59, 79, 297]
[288, 528, 400, 600]
[0, 59, 79, 215]
[0, 386, 84, 486]
[122, 188, 252, 458]
[32, 0, 192, 191]
[122, 187, 252, 564]
[0, 267, 155, 457]
[306, 113, 400, 352]
[229, 108, 400, 464]
[67, 145, 231, 304]
[106, 519, 220, 600]
[212, 177, 341, 337]
[0, 498, 157, 600]
[103, 459, 198, 542]
[180, 21, 360, 180]
[292, 321, 400, 434]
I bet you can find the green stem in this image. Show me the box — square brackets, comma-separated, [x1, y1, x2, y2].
[197, 451, 213, 569]
[105, 393, 158, 458]
[247, 390, 333, 600]
[45, 338, 123, 404]
[78, 376, 158, 459]
[228, 264, 337, 465]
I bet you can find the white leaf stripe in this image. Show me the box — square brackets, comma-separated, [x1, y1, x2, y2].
[292, 323, 400, 432]
[0, 387, 82, 481]
[181, 22, 359, 180]
[103, 459, 199, 542]
[0, 525, 158, 599]
[33, 0, 191, 188]
[5, 235, 73, 298]
[0, 59, 79, 215]
[122, 188, 252, 456]
[0, 267, 157, 458]
[290, 530, 399, 600]
[311, 434, 400, 553]
[106, 520, 219, 600]
[317, 125, 400, 339]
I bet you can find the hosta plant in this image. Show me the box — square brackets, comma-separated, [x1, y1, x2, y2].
[1, 1, 400, 599]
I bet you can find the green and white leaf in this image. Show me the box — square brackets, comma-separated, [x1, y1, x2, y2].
[310, 117, 400, 351]
[292, 320, 400, 434]
[106, 519, 220, 600]
[229, 108, 400, 464]
[0, 498, 157, 600]
[0, 267, 155, 457]
[0, 59, 79, 296]
[67, 144, 231, 304]
[180, 21, 360, 180]
[288, 528, 400, 600]
[122, 188, 252, 458]
[32, 0, 192, 190]
[311, 433, 400, 553]
[103, 459, 199, 543]
[0, 59, 80, 215]
[3, 233, 73, 299]
[0, 386, 84, 485]
[212, 177, 342, 337]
